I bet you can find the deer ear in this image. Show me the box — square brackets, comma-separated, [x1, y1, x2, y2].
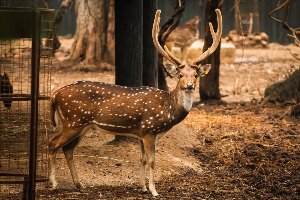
[194, 15, 200, 25]
[163, 60, 179, 77]
[198, 64, 211, 77]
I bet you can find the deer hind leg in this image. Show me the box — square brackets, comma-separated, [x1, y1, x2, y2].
[139, 139, 147, 193]
[62, 134, 85, 190]
[48, 127, 86, 189]
[49, 147, 58, 189]
[142, 134, 159, 197]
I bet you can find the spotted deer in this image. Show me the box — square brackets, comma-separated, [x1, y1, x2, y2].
[49, 9, 222, 197]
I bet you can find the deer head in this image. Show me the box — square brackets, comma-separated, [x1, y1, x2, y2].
[152, 9, 222, 92]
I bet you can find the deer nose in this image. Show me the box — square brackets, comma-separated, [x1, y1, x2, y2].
[185, 83, 194, 90]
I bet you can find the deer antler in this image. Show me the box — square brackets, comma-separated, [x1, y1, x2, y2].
[192, 9, 222, 66]
[152, 10, 183, 67]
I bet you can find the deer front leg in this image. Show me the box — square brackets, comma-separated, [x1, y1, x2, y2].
[143, 134, 159, 197]
[139, 139, 147, 193]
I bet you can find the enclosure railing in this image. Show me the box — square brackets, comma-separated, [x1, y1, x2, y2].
[0, 7, 54, 200]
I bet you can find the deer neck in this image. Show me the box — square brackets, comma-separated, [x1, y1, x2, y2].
[170, 86, 194, 114]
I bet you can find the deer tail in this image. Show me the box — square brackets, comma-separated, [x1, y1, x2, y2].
[50, 97, 57, 127]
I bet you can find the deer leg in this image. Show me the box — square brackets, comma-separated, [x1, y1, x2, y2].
[49, 148, 58, 189]
[48, 128, 85, 189]
[138, 139, 147, 193]
[143, 134, 159, 197]
[62, 134, 85, 190]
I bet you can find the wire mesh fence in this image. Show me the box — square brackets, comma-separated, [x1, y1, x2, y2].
[0, 6, 54, 200]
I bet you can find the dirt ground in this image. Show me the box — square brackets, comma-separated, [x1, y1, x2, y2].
[32, 39, 300, 199]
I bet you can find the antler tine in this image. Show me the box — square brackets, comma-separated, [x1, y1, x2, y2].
[164, 45, 183, 67]
[192, 9, 223, 66]
[152, 10, 182, 66]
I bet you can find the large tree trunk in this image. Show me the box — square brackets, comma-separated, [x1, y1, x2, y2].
[104, 0, 115, 64]
[114, 0, 143, 142]
[69, 0, 108, 65]
[157, 57, 168, 90]
[200, 0, 222, 101]
[115, 0, 143, 86]
[143, 0, 158, 88]
[52, 0, 75, 51]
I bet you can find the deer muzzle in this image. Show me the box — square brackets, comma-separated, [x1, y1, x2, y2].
[185, 83, 194, 90]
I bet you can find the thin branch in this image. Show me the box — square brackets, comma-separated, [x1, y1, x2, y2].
[268, 0, 300, 45]
[289, 49, 300, 60]
[268, 0, 290, 24]
[287, 28, 300, 46]
[158, 0, 185, 45]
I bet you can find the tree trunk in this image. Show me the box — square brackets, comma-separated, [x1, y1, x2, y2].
[200, 0, 222, 101]
[115, 0, 143, 87]
[157, 57, 169, 91]
[52, 0, 75, 51]
[143, 0, 158, 88]
[114, 0, 143, 142]
[69, 0, 108, 65]
[104, 0, 115, 64]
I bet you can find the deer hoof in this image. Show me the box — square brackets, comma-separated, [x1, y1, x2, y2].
[141, 186, 148, 193]
[151, 190, 159, 197]
[49, 181, 58, 190]
[75, 182, 86, 191]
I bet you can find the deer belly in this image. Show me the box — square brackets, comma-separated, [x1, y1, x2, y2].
[91, 120, 140, 134]
[87, 123, 141, 139]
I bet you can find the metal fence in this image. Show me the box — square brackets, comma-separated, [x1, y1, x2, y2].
[0, 6, 54, 200]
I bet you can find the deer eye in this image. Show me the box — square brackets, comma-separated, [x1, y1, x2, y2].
[194, 73, 199, 78]
[178, 73, 183, 78]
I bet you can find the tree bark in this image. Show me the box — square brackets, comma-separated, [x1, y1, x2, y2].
[115, 0, 143, 87]
[157, 58, 168, 90]
[114, 0, 143, 142]
[143, 0, 158, 88]
[200, 0, 222, 101]
[104, 0, 115, 64]
[69, 0, 108, 65]
[52, 0, 75, 51]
